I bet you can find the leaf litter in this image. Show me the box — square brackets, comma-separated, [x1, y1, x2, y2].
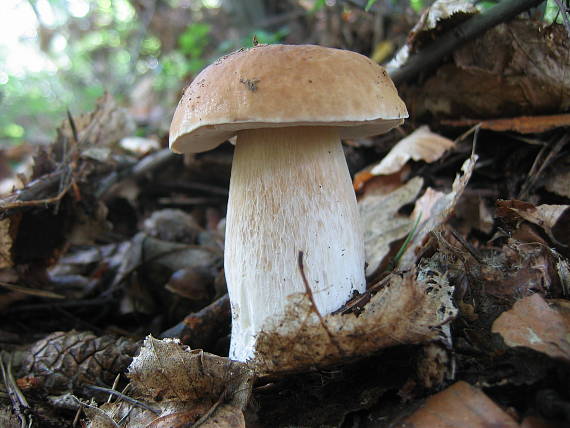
[1, 5, 570, 427]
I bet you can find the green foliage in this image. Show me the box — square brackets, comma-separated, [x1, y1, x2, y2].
[311, 0, 327, 13]
[178, 23, 211, 59]
[219, 28, 289, 54]
[365, 0, 378, 12]
[544, 0, 566, 24]
[410, 0, 424, 13]
[476, 1, 497, 11]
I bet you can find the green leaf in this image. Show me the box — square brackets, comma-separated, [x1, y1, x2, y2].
[410, 0, 423, 13]
[365, 0, 378, 12]
[311, 0, 326, 13]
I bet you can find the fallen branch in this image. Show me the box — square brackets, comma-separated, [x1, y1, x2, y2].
[390, 0, 546, 85]
[160, 294, 231, 350]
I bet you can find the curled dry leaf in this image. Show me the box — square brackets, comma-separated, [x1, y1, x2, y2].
[497, 200, 570, 247]
[253, 268, 456, 375]
[61, 93, 135, 149]
[492, 294, 570, 363]
[398, 154, 477, 271]
[545, 156, 570, 198]
[87, 337, 252, 428]
[359, 153, 475, 277]
[128, 336, 253, 407]
[359, 177, 424, 276]
[386, 0, 477, 73]
[397, 381, 518, 428]
[369, 126, 455, 176]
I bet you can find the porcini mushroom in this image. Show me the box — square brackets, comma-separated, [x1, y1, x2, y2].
[170, 44, 407, 363]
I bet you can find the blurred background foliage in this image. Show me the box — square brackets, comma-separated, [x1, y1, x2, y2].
[0, 0, 563, 146]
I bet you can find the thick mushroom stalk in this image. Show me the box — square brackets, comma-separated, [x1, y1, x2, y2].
[225, 126, 366, 362]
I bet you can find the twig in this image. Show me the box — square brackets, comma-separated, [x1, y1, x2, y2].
[95, 148, 176, 198]
[1, 352, 32, 428]
[0, 281, 65, 299]
[448, 226, 484, 263]
[518, 133, 568, 200]
[297, 251, 344, 356]
[390, 0, 546, 85]
[160, 294, 231, 349]
[552, 0, 570, 37]
[85, 385, 160, 414]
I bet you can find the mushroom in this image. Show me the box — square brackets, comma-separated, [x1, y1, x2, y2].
[170, 44, 407, 363]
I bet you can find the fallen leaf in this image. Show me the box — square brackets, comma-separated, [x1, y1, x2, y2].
[370, 126, 455, 176]
[386, 0, 478, 72]
[120, 136, 160, 155]
[479, 240, 557, 299]
[61, 93, 135, 148]
[253, 267, 457, 375]
[497, 200, 570, 247]
[402, 20, 570, 119]
[359, 177, 424, 276]
[396, 381, 518, 427]
[492, 294, 570, 363]
[128, 336, 253, 407]
[399, 154, 477, 270]
[545, 155, 570, 198]
[87, 337, 253, 428]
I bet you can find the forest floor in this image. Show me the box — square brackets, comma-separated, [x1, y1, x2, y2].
[1, 2, 569, 427]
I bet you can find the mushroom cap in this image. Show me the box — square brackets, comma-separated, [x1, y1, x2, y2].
[170, 44, 408, 154]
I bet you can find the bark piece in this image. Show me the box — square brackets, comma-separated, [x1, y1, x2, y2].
[442, 114, 570, 133]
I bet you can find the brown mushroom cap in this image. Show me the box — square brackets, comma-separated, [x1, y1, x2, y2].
[170, 44, 408, 154]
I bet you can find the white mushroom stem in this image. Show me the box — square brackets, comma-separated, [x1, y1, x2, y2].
[225, 126, 366, 362]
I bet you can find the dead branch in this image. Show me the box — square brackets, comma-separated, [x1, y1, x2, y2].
[160, 294, 231, 350]
[390, 0, 546, 85]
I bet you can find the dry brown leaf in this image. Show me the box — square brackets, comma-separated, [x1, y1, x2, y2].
[253, 267, 456, 375]
[479, 241, 557, 299]
[545, 156, 570, 198]
[87, 337, 253, 428]
[408, 0, 477, 37]
[399, 154, 477, 271]
[497, 200, 570, 247]
[359, 177, 424, 276]
[386, 0, 477, 72]
[61, 93, 135, 149]
[128, 336, 253, 407]
[402, 20, 570, 119]
[411, 187, 446, 221]
[396, 381, 518, 427]
[492, 294, 570, 363]
[369, 126, 454, 176]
